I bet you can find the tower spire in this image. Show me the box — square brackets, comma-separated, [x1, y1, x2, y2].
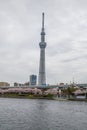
[42, 12, 44, 30]
[41, 13, 45, 42]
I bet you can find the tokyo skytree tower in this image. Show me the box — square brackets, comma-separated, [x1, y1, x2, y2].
[38, 13, 47, 87]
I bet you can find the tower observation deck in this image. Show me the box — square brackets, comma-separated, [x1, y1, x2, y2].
[38, 13, 47, 87]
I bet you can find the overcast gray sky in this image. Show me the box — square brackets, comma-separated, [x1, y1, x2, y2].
[0, 0, 87, 85]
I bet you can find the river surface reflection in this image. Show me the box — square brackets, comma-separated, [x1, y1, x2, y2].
[0, 98, 87, 130]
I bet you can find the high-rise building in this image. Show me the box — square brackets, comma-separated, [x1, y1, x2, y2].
[30, 75, 37, 86]
[38, 13, 47, 87]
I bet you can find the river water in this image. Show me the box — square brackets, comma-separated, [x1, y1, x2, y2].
[0, 98, 87, 130]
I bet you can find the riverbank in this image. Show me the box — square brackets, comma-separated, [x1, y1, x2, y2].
[0, 94, 87, 101]
[0, 93, 54, 100]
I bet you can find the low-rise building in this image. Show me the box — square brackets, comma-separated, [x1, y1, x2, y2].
[0, 82, 10, 87]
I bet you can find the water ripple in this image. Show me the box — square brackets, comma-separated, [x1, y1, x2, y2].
[0, 98, 87, 130]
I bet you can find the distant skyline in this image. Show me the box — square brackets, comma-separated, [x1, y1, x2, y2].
[0, 0, 87, 85]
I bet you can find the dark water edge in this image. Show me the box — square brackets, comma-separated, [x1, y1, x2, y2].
[0, 98, 87, 130]
[68, 98, 87, 101]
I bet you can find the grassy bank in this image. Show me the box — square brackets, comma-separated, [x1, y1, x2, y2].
[0, 93, 54, 100]
[0, 94, 87, 101]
